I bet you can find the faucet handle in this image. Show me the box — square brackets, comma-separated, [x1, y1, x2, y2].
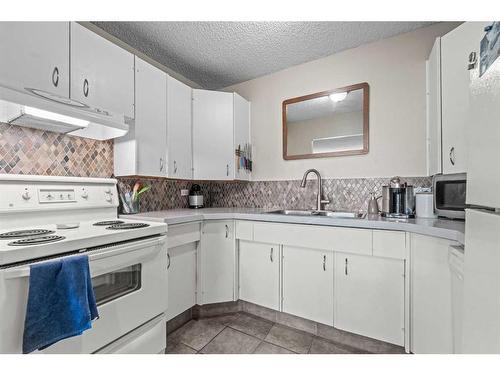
[321, 198, 330, 204]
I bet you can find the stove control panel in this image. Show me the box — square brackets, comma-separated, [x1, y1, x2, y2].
[39, 188, 76, 203]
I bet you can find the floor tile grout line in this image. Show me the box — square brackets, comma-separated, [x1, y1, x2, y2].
[195, 325, 228, 354]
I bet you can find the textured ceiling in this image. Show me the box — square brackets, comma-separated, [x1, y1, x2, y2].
[92, 22, 435, 89]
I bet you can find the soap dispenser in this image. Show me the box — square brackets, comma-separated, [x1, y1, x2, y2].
[367, 192, 380, 215]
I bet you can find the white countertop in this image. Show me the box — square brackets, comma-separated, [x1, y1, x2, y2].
[121, 207, 465, 244]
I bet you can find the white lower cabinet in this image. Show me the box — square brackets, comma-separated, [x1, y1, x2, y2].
[410, 234, 454, 353]
[167, 243, 197, 320]
[199, 221, 235, 304]
[239, 241, 280, 310]
[334, 252, 405, 346]
[282, 246, 334, 326]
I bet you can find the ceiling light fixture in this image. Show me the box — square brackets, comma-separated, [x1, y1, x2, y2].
[329, 92, 348, 102]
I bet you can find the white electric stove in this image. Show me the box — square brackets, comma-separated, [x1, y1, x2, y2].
[0, 174, 168, 354]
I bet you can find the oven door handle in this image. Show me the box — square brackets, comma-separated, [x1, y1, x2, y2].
[2, 235, 166, 280]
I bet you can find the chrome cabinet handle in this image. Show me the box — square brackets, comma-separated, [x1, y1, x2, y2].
[52, 67, 59, 87]
[83, 79, 89, 97]
[225, 224, 229, 238]
[468, 51, 477, 70]
[449, 147, 455, 166]
[270, 248, 274, 262]
[174, 160, 177, 174]
[160, 157, 164, 172]
[167, 253, 171, 270]
[323, 255, 326, 271]
[345, 258, 348, 275]
[226, 164, 229, 177]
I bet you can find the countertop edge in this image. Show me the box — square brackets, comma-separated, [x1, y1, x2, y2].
[121, 210, 465, 245]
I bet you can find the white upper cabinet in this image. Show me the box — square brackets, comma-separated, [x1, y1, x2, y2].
[0, 22, 70, 98]
[282, 246, 334, 326]
[192, 89, 234, 180]
[239, 240, 280, 310]
[70, 22, 135, 119]
[167, 76, 193, 179]
[440, 22, 489, 174]
[233, 93, 251, 181]
[114, 57, 167, 177]
[426, 37, 442, 176]
[193, 90, 251, 181]
[334, 252, 405, 346]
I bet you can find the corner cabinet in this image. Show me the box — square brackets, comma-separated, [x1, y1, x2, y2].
[114, 57, 168, 177]
[166, 76, 193, 179]
[0, 22, 70, 99]
[199, 221, 236, 304]
[70, 22, 135, 118]
[334, 252, 405, 346]
[426, 22, 489, 175]
[193, 90, 251, 181]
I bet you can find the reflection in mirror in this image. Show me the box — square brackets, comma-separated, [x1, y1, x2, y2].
[283, 83, 369, 160]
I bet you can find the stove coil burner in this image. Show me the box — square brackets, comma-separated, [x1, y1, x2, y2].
[106, 223, 150, 230]
[0, 229, 55, 239]
[7, 235, 66, 246]
[93, 220, 125, 226]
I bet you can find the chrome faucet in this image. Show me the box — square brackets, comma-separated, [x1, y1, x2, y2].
[300, 169, 330, 211]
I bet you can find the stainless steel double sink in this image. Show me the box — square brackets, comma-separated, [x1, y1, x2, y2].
[265, 209, 365, 219]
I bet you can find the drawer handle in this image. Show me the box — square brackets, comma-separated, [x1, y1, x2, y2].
[52, 67, 59, 87]
[449, 147, 455, 166]
[345, 258, 348, 275]
[270, 248, 274, 262]
[225, 224, 229, 238]
[167, 253, 171, 270]
[323, 255, 326, 271]
[83, 79, 89, 97]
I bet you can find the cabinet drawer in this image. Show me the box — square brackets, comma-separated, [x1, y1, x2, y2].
[235, 220, 253, 241]
[373, 230, 407, 259]
[253, 222, 372, 255]
[167, 222, 201, 249]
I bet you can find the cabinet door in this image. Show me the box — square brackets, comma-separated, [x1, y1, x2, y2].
[200, 221, 235, 304]
[70, 22, 134, 118]
[233, 93, 251, 181]
[167, 243, 197, 320]
[0, 22, 70, 98]
[426, 37, 442, 176]
[239, 241, 280, 310]
[334, 253, 405, 346]
[192, 89, 234, 180]
[134, 57, 167, 177]
[410, 234, 453, 353]
[282, 246, 333, 326]
[441, 22, 488, 174]
[167, 76, 192, 179]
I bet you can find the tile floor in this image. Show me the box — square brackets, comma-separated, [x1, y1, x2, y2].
[166, 312, 405, 354]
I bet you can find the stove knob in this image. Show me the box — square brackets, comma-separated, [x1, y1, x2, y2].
[81, 192, 89, 199]
[22, 191, 31, 200]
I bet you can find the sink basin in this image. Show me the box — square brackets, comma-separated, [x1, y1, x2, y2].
[266, 210, 365, 219]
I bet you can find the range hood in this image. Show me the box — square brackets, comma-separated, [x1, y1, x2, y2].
[0, 85, 129, 140]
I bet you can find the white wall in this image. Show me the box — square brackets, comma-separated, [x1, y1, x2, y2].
[226, 23, 459, 181]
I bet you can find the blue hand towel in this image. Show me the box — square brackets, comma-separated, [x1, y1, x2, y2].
[22, 254, 99, 354]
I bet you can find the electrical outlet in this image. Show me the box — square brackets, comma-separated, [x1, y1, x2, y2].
[180, 189, 189, 196]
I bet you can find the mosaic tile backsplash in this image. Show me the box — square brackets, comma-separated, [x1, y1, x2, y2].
[0, 122, 114, 177]
[119, 177, 432, 213]
[1, 123, 431, 213]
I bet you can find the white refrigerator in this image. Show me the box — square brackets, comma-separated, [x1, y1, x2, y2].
[462, 23, 500, 353]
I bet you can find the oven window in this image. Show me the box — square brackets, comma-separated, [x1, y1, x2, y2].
[436, 180, 466, 211]
[92, 264, 141, 306]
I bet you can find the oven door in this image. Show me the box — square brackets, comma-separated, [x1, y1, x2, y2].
[0, 235, 167, 354]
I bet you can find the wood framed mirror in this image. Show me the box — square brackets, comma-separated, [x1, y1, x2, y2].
[282, 82, 369, 160]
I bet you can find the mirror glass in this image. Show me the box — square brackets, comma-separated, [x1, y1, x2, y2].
[283, 83, 369, 160]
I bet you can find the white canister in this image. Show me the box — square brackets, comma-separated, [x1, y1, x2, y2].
[415, 192, 437, 218]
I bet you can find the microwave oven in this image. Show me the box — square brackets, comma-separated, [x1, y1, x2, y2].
[433, 173, 466, 219]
